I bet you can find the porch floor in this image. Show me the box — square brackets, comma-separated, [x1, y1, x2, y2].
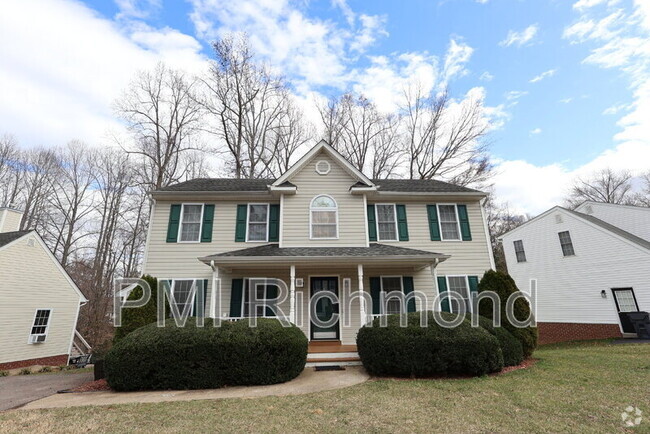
[307, 342, 361, 366]
[308, 342, 357, 353]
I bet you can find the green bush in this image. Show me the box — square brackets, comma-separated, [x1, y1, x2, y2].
[105, 318, 308, 391]
[19, 368, 31, 375]
[356, 312, 504, 377]
[466, 314, 524, 367]
[0, 370, 8, 377]
[478, 270, 538, 358]
[114, 275, 167, 343]
[38, 366, 53, 373]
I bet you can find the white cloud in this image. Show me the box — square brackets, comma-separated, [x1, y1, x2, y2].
[603, 102, 629, 115]
[499, 24, 539, 47]
[505, 90, 528, 101]
[479, 71, 494, 81]
[530, 128, 542, 135]
[115, 0, 161, 19]
[529, 68, 557, 83]
[0, 0, 207, 147]
[559, 97, 574, 104]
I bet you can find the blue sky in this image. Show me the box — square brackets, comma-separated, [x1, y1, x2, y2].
[1, 0, 648, 213]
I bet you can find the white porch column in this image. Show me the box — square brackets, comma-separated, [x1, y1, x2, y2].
[358, 264, 366, 326]
[210, 262, 220, 318]
[290, 265, 296, 324]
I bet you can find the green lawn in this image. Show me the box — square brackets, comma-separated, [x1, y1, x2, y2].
[1, 341, 649, 433]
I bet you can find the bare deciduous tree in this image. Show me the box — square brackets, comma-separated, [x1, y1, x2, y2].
[116, 62, 203, 190]
[565, 168, 636, 209]
[484, 195, 528, 273]
[402, 86, 491, 186]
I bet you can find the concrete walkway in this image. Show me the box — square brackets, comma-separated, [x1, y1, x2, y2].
[20, 366, 369, 410]
[0, 371, 94, 411]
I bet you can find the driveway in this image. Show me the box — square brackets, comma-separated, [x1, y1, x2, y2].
[0, 371, 93, 411]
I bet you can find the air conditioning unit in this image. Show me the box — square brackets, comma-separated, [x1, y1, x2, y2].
[29, 334, 46, 344]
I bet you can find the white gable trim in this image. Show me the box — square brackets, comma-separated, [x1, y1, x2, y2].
[0, 231, 88, 302]
[272, 140, 374, 187]
[576, 200, 650, 213]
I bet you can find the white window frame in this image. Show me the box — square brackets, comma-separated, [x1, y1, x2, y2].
[380, 275, 404, 315]
[514, 240, 526, 263]
[28, 308, 53, 344]
[437, 204, 462, 242]
[558, 231, 575, 257]
[163, 278, 199, 316]
[309, 195, 339, 240]
[246, 203, 270, 243]
[241, 278, 279, 318]
[445, 275, 472, 313]
[177, 203, 204, 244]
[374, 203, 399, 242]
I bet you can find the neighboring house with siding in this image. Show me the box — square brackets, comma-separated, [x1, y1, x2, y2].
[0, 207, 89, 370]
[501, 201, 650, 344]
[142, 141, 495, 364]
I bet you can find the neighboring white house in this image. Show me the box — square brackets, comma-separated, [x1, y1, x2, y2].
[0, 207, 89, 370]
[501, 201, 650, 344]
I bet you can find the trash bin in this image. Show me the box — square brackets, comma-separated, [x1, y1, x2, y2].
[627, 312, 650, 339]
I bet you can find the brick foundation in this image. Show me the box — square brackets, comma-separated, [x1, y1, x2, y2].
[0, 354, 69, 370]
[537, 322, 622, 345]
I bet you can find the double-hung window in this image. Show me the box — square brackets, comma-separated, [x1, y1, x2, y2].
[514, 240, 527, 263]
[438, 205, 461, 240]
[447, 276, 470, 313]
[381, 276, 403, 314]
[310, 195, 338, 239]
[376, 204, 397, 241]
[179, 204, 203, 242]
[29, 309, 52, 343]
[247, 204, 269, 242]
[170, 280, 197, 316]
[243, 279, 279, 317]
[558, 231, 575, 256]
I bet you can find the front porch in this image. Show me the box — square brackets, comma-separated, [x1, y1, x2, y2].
[307, 341, 360, 366]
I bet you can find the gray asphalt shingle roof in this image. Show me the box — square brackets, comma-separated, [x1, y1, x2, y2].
[0, 230, 31, 248]
[564, 208, 650, 250]
[205, 243, 444, 258]
[155, 177, 481, 194]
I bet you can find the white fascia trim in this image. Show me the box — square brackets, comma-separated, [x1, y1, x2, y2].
[373, 191, 487, 197]
[151, 191, 272, 199]
[199, 254, 451, 265]
[272, 140, 374, 187]
[268, 186, 297, 193]
[479, 197, 496, 270]
[350, 186, 378, 193]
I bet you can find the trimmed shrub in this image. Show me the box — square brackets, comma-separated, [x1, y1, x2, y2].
[38, 366, 53, 373]
[114, 275, 167, 343]
[356, 312, 504, 377]
[105, 318, 307, 391]
[0, 370, 8, 377]
[478, 270, 538, 358]
[466, 314, 524, 367]
[19, 368, 31, 375]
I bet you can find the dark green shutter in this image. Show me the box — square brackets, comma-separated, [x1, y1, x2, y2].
[457, 204, 472, 241]
[268, 204, 280, 242]
[201, 205, 215, 243]
[437, 276, 450, 312]
[396, 205, 409, 241]
[427, 205, 441, 241]
[367, 205, 377, 242]
[402, 276, 415, 312]
[229, 279, 244, 317]
[235, 205, 247, 242]
[370, 277, 381, 314]
[265, 284, 278, 316]
[193, 279, 208, 317]
[468, 276, 479, 295]
[166, 204, 182, 243]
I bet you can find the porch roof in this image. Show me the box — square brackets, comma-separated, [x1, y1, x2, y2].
[199, 243, 449, 267]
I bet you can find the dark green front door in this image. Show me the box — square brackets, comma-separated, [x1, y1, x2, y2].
[311, 277, 339, 340]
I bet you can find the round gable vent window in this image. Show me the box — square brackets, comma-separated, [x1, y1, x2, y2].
[315, 160, 331, 175]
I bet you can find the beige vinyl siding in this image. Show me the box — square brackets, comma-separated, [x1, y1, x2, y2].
[368, 199, 493, 276]
[0, 234, 81, 364]
[282, 150, 367, 247]
[0, 209, 22, 233]
[143, 200, 279, 277]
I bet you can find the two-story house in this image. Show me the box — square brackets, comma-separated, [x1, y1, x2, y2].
[142, 141, 495, 364]
[501, 201, 650, 344]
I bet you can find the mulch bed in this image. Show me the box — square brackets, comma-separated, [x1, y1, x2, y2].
[66, 379, 111, 393]
[370, 358, 539, 381]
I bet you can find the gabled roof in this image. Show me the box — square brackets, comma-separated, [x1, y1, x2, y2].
[501, 205, 650, 251]
[0, 230, 31, 248]
[272, 140, 374, 187]
[372, 179, 482, 194]
[156, 178, 274, 192]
